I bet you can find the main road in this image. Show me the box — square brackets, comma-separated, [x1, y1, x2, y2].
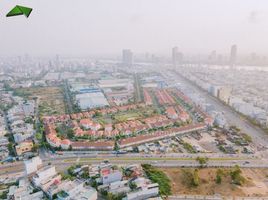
[171, 70, 268, 149]
[0, 153, 267, 177]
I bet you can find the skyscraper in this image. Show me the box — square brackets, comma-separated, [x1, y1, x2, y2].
[230, 44, 237, 66]
[172, 47, 178, 66]
[122, 49, 133, 66]
[208, 50, 217, 63]
[172, 46, 183, 66]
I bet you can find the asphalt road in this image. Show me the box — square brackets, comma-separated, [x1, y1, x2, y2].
[134, 73, 142, 103]
[1, 154, 267, 177]
[63, 80, 74, 114]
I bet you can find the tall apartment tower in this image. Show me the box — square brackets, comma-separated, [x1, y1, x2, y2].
[172, 46, 183, 66]
[122, 49, 133, 66]
[230, 44, 237, 67]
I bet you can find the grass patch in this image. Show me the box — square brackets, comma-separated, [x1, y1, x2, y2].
[114, 112, 142, 122]
[183, 142, 197, 153]
[142, 164, 172, 196]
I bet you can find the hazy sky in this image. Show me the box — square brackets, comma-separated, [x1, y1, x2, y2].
[1, 0, 268, 56]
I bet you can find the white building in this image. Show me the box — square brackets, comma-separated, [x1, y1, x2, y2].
[22, 101, 35, 116]
[76, 92, 109, 110]
[32, 166, 57, 187]
[7, 178, 44, 200]
[125, 183, 159, 200]
[102, 170, 123, 185]
[217, 87, 232, 103]
[108, 180, 130, 194]
[55, 180, 97, 200]
[24, 156, 43, 175]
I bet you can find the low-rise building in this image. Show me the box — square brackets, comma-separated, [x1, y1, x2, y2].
[15, 140, 33, 156]
[55, 180, 97, 200]
[32, 166, 58, 187]
[24, 156, 43, 175]
[101, 168, 123, 185]
[7, 178, 44, 200]
[125, 183, 159, 200]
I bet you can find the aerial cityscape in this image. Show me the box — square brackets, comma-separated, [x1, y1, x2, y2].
[1, 0, 268, 200]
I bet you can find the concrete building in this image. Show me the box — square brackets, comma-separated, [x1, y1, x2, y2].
[122, 49, 133, 66]
[98, 79, 132, 89]
[55, 180, 97, 200]
[230, 44, 237, 67]
[217, 87, 232, 103]
[22, 101, 35, 116]
[24, 156, 43, 175]
[76, 92, 109, 110]
[172, 46, 183, 66]
[101, 170, 123, 185]
[7, 178, 44, 200]
[32, 166, 58, 187]
[15, 140, 33, 156]
[107, 180, 131, 194]
[125, 183, 159, 200]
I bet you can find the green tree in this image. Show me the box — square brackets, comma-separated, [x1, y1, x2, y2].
[216, 169, 224, 184]
[242, 134, 252, 143]
[142, 164, 171, 196]
[8, 143, 15, 156]
[32, 144, 40, 152]
[36, 132, 43, 141]
[114, 141, 120, 151]
[193, 169, 200, 186]
[181, 169, 200, 187]
[196, 157, 208, 167]
[230, 165, 245, 185]
[67, 129, 74, 139]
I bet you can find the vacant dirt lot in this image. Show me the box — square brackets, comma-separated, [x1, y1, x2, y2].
[160, 167, 268, 197]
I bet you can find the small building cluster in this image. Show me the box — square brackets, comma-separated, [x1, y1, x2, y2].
[89, 162, 160, 200]
[20, 156, 97, 200]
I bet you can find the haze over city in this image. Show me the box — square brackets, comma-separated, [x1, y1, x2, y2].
[1, 0, 268, 56]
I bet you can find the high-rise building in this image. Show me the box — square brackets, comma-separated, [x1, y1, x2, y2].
[218, 87, 232, 104]
[24, 156, 43, 175]
[122, 49, 133, 66]
[230, 44, 237, 66]
[208, 50, 217, 63]
[172, 46, 183, 66]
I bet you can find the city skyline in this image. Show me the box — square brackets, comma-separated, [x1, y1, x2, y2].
[1, 0, 268, 56]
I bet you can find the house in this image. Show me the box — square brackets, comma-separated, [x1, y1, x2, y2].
[24, 156, 43, 175]
[105, 124, 113, 132]
[32, 166, 58, 187]
[55, 180, 97, 200]
[100, 180, 130, 195]
[166, 107, 178, 119]
[125, 183, 159, 200]
[7, 178, 44, 200]
[80, 119, 102, 131]
[80, 119, 93, 129]
[71, 141, 114, 151]
[15, 140, 34, 156]
[101, 168, 123, 185]
[61, 139, 71, 150]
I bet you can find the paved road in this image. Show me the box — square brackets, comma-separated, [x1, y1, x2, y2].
[63, 80, 74, 114]
[172, 70, 268, 148]
[134, 73, 142, 103]
[1, 154, 267, 177]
